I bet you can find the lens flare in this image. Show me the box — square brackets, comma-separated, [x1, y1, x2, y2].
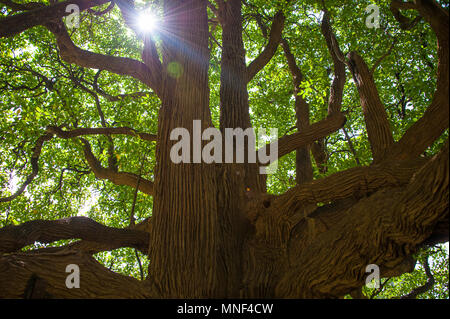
[137, 11, 158, 33]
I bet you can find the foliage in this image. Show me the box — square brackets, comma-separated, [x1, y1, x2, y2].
[0, 0, 448, 297]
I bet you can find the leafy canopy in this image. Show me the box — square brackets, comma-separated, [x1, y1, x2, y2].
[0, 0, 448, 297]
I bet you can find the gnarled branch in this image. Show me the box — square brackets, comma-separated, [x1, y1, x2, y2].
[272, 157, 427, 213]
[274, 141, 448, 298]
[0, 251, 154, 298]
[45, 20, 162, 97]
[0, 216, 150, 254]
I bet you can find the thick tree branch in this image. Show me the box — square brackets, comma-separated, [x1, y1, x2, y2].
[45, 20, 162, 96]
[29, 217, 153, 255]
[271, 157, 428, 216]
[347, 51, 394, 162]
[246, 11, 285, 83]
[320, 9, 393, 162]
[0, 0, 43, 11]
[0, 251, 154, 298]
[81, 139, 154, 196]
[0, 0, 110, 38]
[371, 38, 397, 74]
[0, 216, 149, 254]
[260, 112, 346, 161]
[387, 0, 449, 161]
[274, 141, 448, 298]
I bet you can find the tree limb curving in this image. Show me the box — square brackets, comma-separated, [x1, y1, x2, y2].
[0, 216, 150, 254]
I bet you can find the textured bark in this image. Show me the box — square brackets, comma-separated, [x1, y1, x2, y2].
[261, 112, 346, 161]
[347, 52, 394, 163]
[275, 142, 448, 298]
[0, 251, 152, 298]
[212, 0, 260, 297]
[0, 217, 149, 254]
[149, 0, 224, 298]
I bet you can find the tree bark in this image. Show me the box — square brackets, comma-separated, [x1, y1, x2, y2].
[149, 0, 224, 298]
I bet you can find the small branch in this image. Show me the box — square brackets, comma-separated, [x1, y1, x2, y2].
[129, 154, 147, 226]
[47, 126, 157, 142]
[371, 38, 397, 75]
[370, 278, 392, 299]
[280, 38, 313, 184]
[342, 127, 361, 166]
[400, 256, 435, 299]
[134, 249, 145, 281]
[87, 1, 115, 16]
[207, 1, 219, 17]
[390, 0, 421, 30]
[0, 133, 53, 203]
[320, 10, 347, 115]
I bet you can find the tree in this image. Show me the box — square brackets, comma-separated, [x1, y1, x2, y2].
[0, 0, 448, 298]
